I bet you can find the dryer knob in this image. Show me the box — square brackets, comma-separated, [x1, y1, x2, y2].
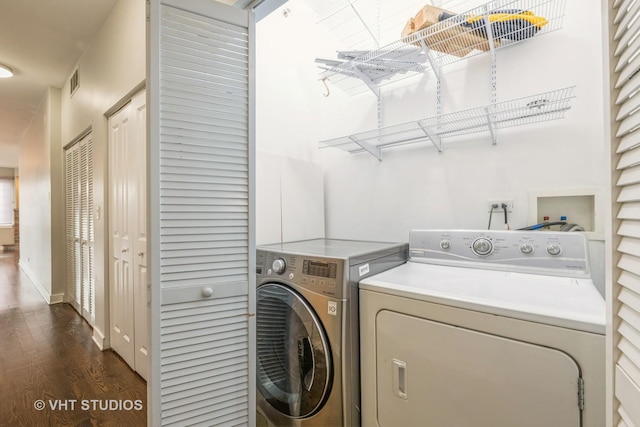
[546, 244, 562, 256]
[272, 258, 287, 275]
[472, 237, 493, 256]
[519, 243, 534, 254]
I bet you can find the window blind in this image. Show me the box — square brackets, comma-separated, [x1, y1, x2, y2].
[0, 178, 15, 225]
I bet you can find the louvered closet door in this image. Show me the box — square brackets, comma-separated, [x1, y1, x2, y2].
[86, 137, 95, 325]
[79, 137, 95, 322]
[72, 145, 82, 312]
[65, 145, 78, 310]
[64, 133, 95, 326]
[611, 0, 640, 425]
[149, 1, 255, 425]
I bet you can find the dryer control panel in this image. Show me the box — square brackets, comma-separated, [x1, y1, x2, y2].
[257, 250, 345, 298]
[408, 229, 591, 278]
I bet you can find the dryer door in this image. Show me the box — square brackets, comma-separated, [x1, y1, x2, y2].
[256, 283, 333, 418]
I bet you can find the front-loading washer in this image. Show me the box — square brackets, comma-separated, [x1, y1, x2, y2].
[256, 238, 408, 426]
[359, 230, 605, 427]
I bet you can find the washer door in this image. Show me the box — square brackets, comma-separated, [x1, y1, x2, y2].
[256, 283, 333, 418]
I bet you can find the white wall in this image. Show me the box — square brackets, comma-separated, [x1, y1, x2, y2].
[257, 0, 607, 288]
[59, 0, 145, 347]
[19, 88, 59, 302]
[255, 3, 332, 244]
[256, 151, 325, 244]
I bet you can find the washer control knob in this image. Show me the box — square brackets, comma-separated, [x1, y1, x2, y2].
[546, 244, 562, 256]
[472, 238, 493, 256]
[272, 258, 287, 274]
[440, 240, 451, 250]
[519, 243, 534, 254]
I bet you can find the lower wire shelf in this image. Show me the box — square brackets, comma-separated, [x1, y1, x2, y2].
[318, 86, 575, 160]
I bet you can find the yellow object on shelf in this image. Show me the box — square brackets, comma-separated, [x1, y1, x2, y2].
[466, 10, 548, 30]
[464, 10, 548, 41]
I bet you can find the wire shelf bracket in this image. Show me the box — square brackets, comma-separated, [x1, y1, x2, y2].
[484, 106, 497, 145]
[417, 39, 442, 81]
[348, 136, 382, 160]
[417, 122, 443, 152]
[350, 65, 381, 98]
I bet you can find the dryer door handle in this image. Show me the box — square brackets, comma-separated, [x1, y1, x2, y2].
[392, 358, 408, 400]
[298, 336, 315, 392]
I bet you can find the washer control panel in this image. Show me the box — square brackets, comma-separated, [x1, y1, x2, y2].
[409, 229, 591, 277]
[256, 250, 345, 298]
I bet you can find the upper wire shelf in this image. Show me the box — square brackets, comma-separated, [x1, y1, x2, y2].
[318, 86, 575, 159]
[317, 0, 566, 96]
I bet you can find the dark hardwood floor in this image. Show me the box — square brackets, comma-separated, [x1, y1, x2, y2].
[0, 252, 147, 426]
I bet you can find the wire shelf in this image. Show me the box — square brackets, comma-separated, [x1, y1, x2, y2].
[318, 0, 566, 95]
[318, 86, 575, 159]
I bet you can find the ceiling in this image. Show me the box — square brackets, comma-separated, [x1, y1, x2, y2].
[0, 0, 120, 168]
[0, 0, 263, 170]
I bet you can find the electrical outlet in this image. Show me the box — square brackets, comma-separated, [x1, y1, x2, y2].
[488, 200, 514, 212]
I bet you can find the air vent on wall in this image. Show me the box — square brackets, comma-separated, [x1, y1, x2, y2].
[70, 69, 79, 97]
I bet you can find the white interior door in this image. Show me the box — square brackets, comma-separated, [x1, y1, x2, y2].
[109, 104, 136, 368]
[108, 90, 149, 379]
[375, 310, 581, 427]
[131, 90, 149, 381]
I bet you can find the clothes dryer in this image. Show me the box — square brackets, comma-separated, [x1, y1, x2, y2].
[256, 238, 408, 426]
[359, 230, 605, 427]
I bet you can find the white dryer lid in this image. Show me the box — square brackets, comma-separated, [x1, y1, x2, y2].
[359, 262, 605, 334]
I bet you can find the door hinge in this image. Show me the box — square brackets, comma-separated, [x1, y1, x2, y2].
[578, 377, 585, 410]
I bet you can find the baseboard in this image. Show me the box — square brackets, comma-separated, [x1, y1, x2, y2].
[18, 262, 65, 305]
[49, 293, 65, 304]
[19, 261, 51, 304]
[92, 327, 107, 350]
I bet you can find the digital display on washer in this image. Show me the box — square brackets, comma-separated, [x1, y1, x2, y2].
[303, 259, 337, 279]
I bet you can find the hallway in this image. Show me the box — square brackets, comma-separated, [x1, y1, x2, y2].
[0, 252, 147, 426]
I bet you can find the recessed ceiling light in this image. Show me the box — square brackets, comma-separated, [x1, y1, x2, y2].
[0, 64, 13, 78]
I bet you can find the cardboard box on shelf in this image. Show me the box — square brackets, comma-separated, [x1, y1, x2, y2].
[401, 6, 471, 57]
[414, 4, 452, 30]
[401, 18, 415, 38]
[422, 21, 497, 52]
[419, 27, 473, 57]
[402, 5, 501, 56]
